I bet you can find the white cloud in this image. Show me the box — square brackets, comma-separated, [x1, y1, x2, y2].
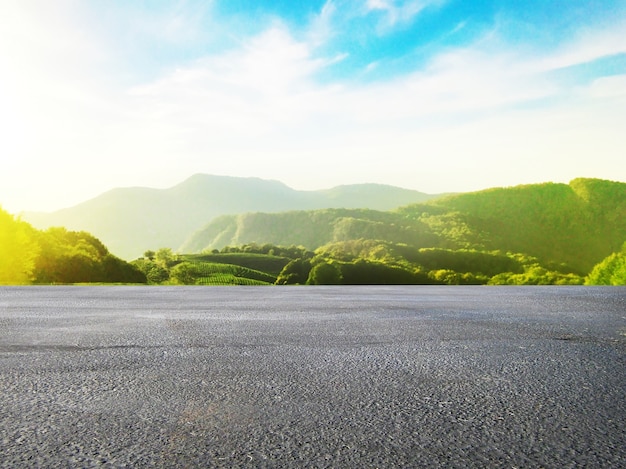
[115, 22, 624, 189]
[0, 1, 624, 212]
[127, 26, 333, 138]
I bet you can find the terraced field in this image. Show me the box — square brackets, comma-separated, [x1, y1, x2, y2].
[191, 262, 275, 285]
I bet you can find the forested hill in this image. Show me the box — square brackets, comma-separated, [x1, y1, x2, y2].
[183, 178, 626, 275]
[180, 208, 437, 253]
[23, 174, 438, 260]
[406, 178, 626, 274]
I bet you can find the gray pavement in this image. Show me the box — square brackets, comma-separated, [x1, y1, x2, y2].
[0, 285, 624, 468]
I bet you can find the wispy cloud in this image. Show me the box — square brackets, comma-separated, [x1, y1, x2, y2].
[127, 14, 623, 134]
[365, 0, 441, 30]
[532, 18, 626, 72]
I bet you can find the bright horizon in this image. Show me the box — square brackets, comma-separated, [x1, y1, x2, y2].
[1, 1, 625, 213]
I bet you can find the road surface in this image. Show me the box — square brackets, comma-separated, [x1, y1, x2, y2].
[0, 286, 624, 468]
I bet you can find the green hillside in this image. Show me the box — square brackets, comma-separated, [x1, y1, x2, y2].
[182, 178, 626, 276]
[404, 178, 626, 274]
[180, 208, 435, 253]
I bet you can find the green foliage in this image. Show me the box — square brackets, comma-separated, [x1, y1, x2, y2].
[0, 206, 145, 285]
[132, 259, 170, 284]
[488, 268, 583, 285]
[397, 205, 487, 249]
[428, 269, 463, 285]
[407, 248, 524, 277]
[307, 262, 343, 285]
[308, 239, 583, 285]
[337, 259, 431, 285]
[33, 227, 146, 284]
[0, 206, 39, 284]
[24, 175, 624, 268]
[170, 262, 201, 285]
[131, 236, 589, 286]
[585, 243, 626, 285]
[315, 239, 402, 264]
[155, 247, 177, 268]
[100, 254, 147, 284]
[276, 258, 312, 285]
[132, 243, 312, 285]
[217, 242, 312, 258]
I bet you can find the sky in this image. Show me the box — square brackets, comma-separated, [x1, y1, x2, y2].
[1, 0, 625, 213]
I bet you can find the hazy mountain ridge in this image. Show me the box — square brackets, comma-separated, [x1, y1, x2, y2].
[24, 174, 439, 259]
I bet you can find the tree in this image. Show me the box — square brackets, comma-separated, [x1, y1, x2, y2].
[32, 227, 146, 284]
[276, 258, 311, 285]
[0, 207, 39, 284]
[170, 262, 200, 285]
[428, 269, 462, 285]
[307, 262, 342, 285]
[585, 243, 626, 285]
[131, 258, 169, 284]
[155, 248, 177, 268]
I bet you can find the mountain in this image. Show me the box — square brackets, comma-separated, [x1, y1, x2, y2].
[23, 174, 440, 259]
[182, 178, 626, 275]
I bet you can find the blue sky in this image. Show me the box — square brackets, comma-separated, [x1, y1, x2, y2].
[1, 0, 625, 212]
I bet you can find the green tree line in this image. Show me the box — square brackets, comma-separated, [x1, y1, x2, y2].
[132, 240, 596, 286]
[0, 206, 145, 284]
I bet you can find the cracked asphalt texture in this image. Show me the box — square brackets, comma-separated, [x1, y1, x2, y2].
[0, 285, 624, 468]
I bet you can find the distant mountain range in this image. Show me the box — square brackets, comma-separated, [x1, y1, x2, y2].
[21, 175, 626, 276]
[24, 174, 441, 259]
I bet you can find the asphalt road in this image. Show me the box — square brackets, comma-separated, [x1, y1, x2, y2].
[0, 286, 624, 468]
